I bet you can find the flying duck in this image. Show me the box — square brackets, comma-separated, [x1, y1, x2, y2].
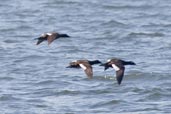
[100, 58, 136, 85]
[66, 60, 102, 78]
[35, 32, 70, 45]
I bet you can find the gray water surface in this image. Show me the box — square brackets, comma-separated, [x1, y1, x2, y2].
[0, 0, 171, 114]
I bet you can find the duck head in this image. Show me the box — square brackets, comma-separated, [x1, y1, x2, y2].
[59, 34, 70, 38]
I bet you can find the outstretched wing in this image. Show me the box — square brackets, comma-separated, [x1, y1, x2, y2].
[36, 38, 45, 45]
[111, 64, 125, 85]
[47, 34, 58, 45]
[66, 62, 80, 68]
[79, 63, 93, 78]
[116, 67, 125, 85]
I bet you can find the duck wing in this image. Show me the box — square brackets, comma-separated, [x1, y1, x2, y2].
[79, 63, 93, 78]
[47, 34, 58, 45]
[36, 38, 46, 45]
[116, 67, 125, 85]
[111, 64, 125, 85]
[66, 62, 80, 68]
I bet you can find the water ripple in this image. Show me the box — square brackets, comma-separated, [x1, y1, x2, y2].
[0, 0, 171, 113]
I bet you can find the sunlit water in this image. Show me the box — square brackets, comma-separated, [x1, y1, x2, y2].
[0, 0, 171, 113]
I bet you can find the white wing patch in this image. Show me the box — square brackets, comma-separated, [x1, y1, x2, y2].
[79, 64, 87, 70]
[107, 59, 111, 62]
[46, 33, 52, 35]
[112, 64, 120, 71]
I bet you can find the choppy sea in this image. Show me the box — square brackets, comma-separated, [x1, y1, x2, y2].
[0, 0, 171, 113]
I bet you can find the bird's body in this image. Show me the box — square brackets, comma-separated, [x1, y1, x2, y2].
[66, 60, 101, 78]
[100, 58, 136, 85]
[36, 32, 70, 45]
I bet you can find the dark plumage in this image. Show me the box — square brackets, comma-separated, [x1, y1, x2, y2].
[35, 32, 70, 45]
[66, 60, 101, 78]
[100, 58, 136, 85]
